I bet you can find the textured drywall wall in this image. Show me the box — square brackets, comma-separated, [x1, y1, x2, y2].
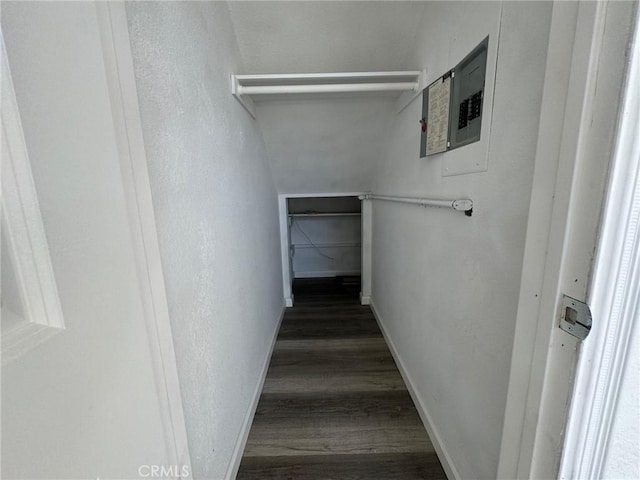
[228, 2, 427, 73]
[369, 2, 553, 478]
[1, 3, 170, 478]
[257, 98, 394, 194]
[126, 3, 284, 478]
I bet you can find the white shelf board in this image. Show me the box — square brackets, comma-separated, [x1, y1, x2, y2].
[235, 71, 421, 86]
[289, 212, 361, 217]
[232, 71, 422, 118]
[292, 243, 361, 249]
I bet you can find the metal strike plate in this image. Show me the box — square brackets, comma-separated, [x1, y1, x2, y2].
[559, 294, 592, 340]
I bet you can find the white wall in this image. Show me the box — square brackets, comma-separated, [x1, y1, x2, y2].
[125, 3, 284, 478]
[227, 2, 427, 74]
[369, 2, 553, 479]
[1, 3, 171, 478]
[257, 98, 394, 194]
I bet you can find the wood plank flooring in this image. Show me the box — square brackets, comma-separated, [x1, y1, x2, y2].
[237, 278, 447, 479]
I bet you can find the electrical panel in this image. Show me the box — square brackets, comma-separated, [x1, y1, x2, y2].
[420, 71, 452, 157]
[420, 36, 489, 157]
[449, 37, 488, 150]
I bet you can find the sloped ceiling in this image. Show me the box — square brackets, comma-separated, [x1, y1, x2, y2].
[256, 97, 395, 194]
[228, 2, 428, 193]
[228, 2, 427, 73]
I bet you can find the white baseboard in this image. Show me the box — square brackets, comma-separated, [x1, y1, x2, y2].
[360, 293, 371, 305]
[369, 300, 461, 480]
[225, 304, 286, 479]
[285, 297, 293, 307]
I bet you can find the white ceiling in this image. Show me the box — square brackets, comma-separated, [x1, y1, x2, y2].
[227, 2, 428, 74]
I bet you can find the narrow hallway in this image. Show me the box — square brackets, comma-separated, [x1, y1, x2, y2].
[237, 278, 447, 479]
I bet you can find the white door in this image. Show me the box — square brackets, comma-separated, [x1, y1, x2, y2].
[560, 5, 640, 478]
[498, 2, 638, 478]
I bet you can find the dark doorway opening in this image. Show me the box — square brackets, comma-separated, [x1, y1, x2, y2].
[287, 196, 362, 301]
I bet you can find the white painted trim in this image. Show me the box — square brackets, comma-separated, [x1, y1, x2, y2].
[225, 305, 286, 480]
[95, 3, 191, 476]
[498, 2, 637, 478]
[360, 196, 372, 306]
[370, 300, 460, 480]
[278, 192, 366, 307]
[497, 3, 583, 472]
[1, 30, 65, 366]
[278, 195, 293, 307]
[560, 8, 640, 478]
[1, 32, 64, 330]
[283, 192, 366, 199]
[234, 71, 421, 84]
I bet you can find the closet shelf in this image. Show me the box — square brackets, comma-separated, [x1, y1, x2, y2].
[232, 71, 423, 118]
[292, 243, 361, 249]
[288, 212, 361, 217]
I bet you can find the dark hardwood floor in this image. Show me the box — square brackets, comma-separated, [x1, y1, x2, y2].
[237, 277, 447, 479]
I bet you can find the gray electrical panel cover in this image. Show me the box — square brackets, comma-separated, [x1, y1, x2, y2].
[420, 87, 428, 157]
[449, 37, 489, 150]
[419, 37, 489, 157]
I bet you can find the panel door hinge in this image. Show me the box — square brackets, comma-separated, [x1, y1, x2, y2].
[559, 294, 592, 340]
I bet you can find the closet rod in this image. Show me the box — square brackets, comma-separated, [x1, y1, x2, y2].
[359, 193, 473, 217]
[236, 82, 418, 96]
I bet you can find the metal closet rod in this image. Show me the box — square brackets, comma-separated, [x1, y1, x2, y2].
[359, 193, 473, 217]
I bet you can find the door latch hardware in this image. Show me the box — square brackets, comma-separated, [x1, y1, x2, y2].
[559, 294, 592, 341]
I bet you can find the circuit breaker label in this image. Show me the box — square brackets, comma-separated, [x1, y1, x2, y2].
[426, 75, 451, 155]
